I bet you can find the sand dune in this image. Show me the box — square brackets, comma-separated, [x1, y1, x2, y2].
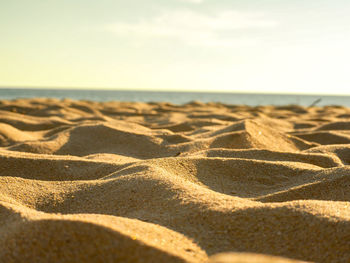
[1, 98, 350, 262]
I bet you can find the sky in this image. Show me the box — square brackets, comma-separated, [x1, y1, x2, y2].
[1, 0, 350, 94]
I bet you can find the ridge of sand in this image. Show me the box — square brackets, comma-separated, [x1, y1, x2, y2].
[1, 98, 350, 262]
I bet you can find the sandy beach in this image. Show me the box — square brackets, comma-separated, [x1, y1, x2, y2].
[0, 98, 349, 262]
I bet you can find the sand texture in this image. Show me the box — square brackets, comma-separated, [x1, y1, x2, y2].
[1, 98, 350, 263]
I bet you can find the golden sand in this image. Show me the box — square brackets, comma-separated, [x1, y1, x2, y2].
[0, 98, 350, 262]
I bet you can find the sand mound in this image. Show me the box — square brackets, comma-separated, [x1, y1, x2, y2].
[1, 98, 350, 262]
[0, 202, 206, 263]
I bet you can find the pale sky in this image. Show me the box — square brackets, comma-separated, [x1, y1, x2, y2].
[1, 0, 350, 94]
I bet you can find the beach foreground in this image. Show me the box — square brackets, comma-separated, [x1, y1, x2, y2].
[0, 98, 349, 262]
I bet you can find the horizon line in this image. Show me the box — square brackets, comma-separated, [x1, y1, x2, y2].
[0, 85, 349, 97]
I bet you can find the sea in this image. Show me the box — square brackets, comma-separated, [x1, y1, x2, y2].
[0, 88, 349, 107]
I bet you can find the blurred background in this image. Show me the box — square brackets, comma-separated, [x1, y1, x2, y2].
[1, 0, 350, 103]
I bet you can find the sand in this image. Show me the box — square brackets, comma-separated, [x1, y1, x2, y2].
[0, 98, 349, 263]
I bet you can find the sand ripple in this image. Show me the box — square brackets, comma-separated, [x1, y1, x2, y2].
[1, 98, 350, 262]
